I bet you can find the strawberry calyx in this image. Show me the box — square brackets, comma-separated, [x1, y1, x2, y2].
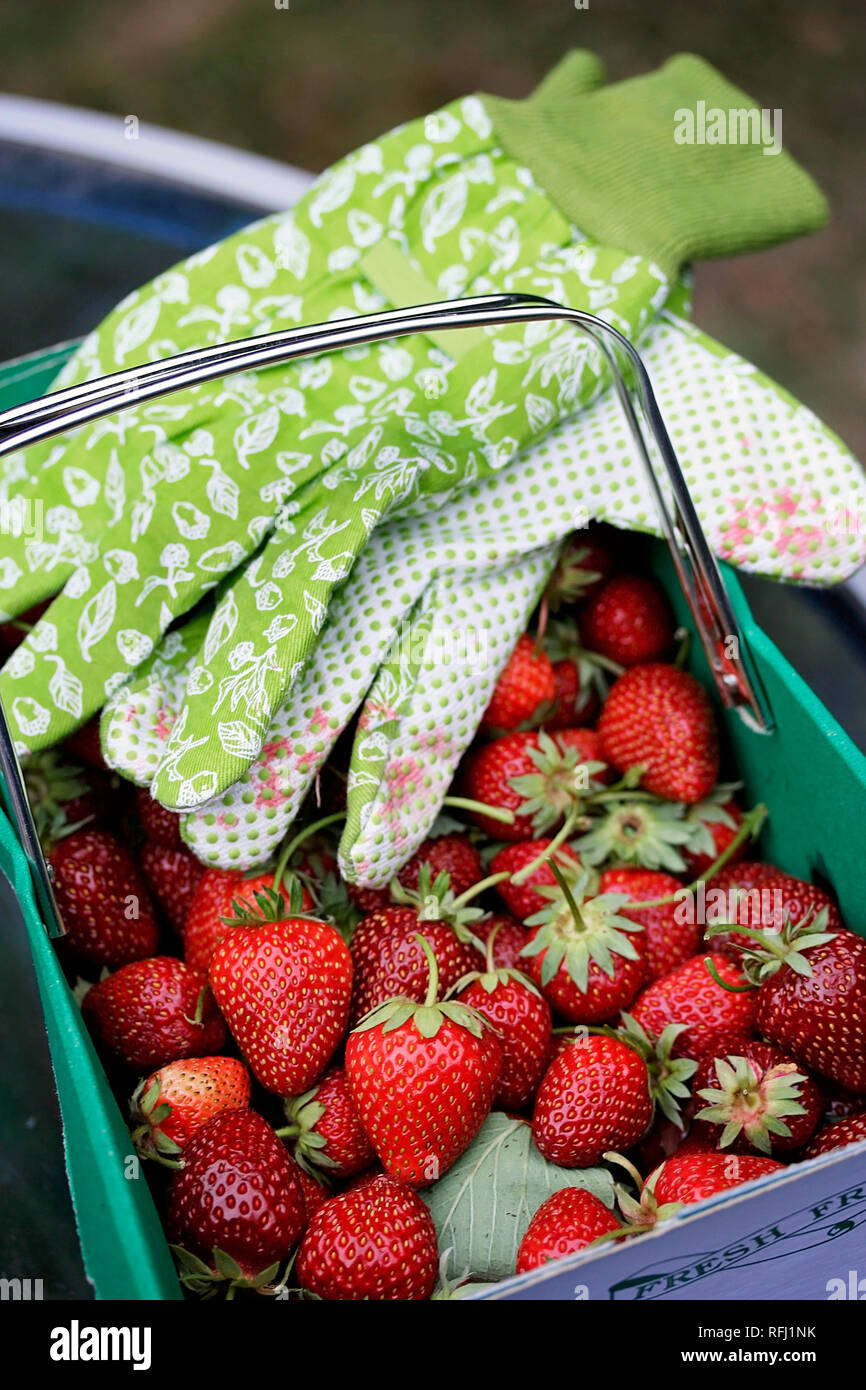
[620, 802, 768, 911]
[311, 873, 363, 942]
[521, 861, 643, 992]
[388, 863, 506, 948]
[447, 919, 542, 999]
[541, 541, 604, 616]
[602, 1153, 685, 1231]
[509, 730, 607, 836]
[219, 881, 309, 929]
[695, 1054, 810, 1155]
[276, 1086, 337, 1175]
[682, 783, 743, 860]
[170, 1245, 283, 1299]
[601, 1012, 697, 1128]
[22, 749, 96, 845]
[705, 906, 838, 987]
[575, 795, 695, 874]
[351, 934, 494, 1042]
[129, 1076, 184, 1167]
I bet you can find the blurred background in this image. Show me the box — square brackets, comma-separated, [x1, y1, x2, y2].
[0, 0, 863, 456]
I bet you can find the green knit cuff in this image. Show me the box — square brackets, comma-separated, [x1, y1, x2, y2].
[484, 52, 829, 277]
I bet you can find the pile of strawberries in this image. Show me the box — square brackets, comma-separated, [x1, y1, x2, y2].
[15, 525, 866, 1300]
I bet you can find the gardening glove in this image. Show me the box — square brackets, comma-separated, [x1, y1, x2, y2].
[100, 270, 866, 884]
[0, 51, 827, 795]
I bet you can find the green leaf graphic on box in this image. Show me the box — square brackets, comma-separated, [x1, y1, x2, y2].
[423, 1114, 615, 1282]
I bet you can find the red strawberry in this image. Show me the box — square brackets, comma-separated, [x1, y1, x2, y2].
[532, 1035, 653, 1167]
[461, 729, 607, 842]
[139, 841, 205, 937]
[135, 787, 183, 848]
[521, 866, 648, 1024]
[83, 956, 226, 1071]
[345, 936, 502, 1185]
[130, 1056, 250, 1159]
[580, 575, 674, 668]
[348, 876, 482, 1027]
[598, 664, 719, 803]
[516, 1187, 622, 1273]
[184, 867, 312, 976]
[454, 929, 552, 1110]
[734, 914, 866, 1094]
[599, 867, 699, 981]
[398, 834, 482, 899]
[544, 530, 613, 608]
[704, 861, 843, 960]
[490, 839, 583, 922]
[280, 1067, 376, 1180]
[167, 1110, 305, 1289]
[630, 954, 757, 1063]
[472, 913, 529, 969]
[682, 796, 745, 877]
[296, 1174, 438, 1301]
[547, 654, 601, 730]
[692, 1041, 822, 1155]
[296, 1167, 330, 1228]
[480, 634, 556, 733]
[802, 1113, 866, 1160]
[23, 749, 112, 839]
[50, 828, 159, 967]
[647, 1151, 783, 1207]
[209, 889, 352, 1096]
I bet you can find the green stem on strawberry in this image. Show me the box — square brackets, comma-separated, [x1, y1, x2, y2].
[673, 628, 690, 670]
[449, 871, 511, 911]
[417, 934, 441, 1008]
[702, 956, 757, 993]
[271, 811, 346, 893]
[620, 802, 768, 910]
[442, 795, 515, 826]
[549, 859, 585, 930]
[484, 919, 504, 973]
[509, 809, 581, 885]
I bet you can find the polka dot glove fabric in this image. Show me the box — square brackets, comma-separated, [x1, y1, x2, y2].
[0, 89, 672, 778]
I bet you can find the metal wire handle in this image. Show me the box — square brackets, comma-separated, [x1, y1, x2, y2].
[0, 292, 773, 937]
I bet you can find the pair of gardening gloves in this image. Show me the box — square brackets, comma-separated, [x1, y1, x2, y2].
[2, 51, 864, 885]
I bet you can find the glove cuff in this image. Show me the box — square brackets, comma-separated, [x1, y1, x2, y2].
[484, 52, 828, 276]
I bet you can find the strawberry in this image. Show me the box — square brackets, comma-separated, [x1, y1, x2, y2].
[83, 956, 226, 1070]
[345, 936, 502, 1185]
[139, 841, 205, 937]
[598, 664, 719, 803]
[580, 574, 674, 668]
[296, 1174, 438, 1301]
[135, 787, 183, 848]
[184, 866, 312, 976]
[348, 868, 483, 1026]
[130, 1056, 250, 1160]
[209, 888, 352, 1095]
[279, 1067, 376, 1180]
[50, 828, 159, 967]
[692, 1041, 822, 1155]
[532, 1035, 653, 1167]
[490, 839, 583, 922]
[546, 657, 600, 730]
[23, 749, 110, 839]
[516, 1188, 622, 1273]
[704, 861, 843, 959]
[630, 953, 757, 1063]
[646, 1151, 783, 1207]
[461, 729, 607, 842]
[472, 913, 529, 969]
[682, 792, 745, 877]
[521, 865, 648, 1024]
[599, 867, 699, 981]
[296, 1167, 330, 1228]
[398, 833, 482, 899]
[802, 1113, 866, 1160]
[480, 634, 556, 734]
[453, 927, 552, 1110]
[543, 530, 612, 609]
[722, 911, 866, 1094]
[168, 1110, 305, 1290]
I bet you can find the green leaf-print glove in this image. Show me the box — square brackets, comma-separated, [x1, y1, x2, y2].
[0, 51, 826, 798]
[100, 273, 866, 884]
